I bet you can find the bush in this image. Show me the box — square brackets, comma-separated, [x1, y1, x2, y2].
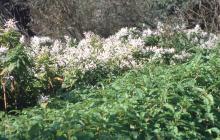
[0, 18, 220, 139]
[1, 18, 219, 111]
[1, 47, 220, 139]
[0, 21, 37, 110]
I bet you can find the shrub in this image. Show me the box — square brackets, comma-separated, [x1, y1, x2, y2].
[1, 47, 220, 139]
[0, 17, 220, 139]
[24, 22, 219, 90]
[0, 19, 36, 110]
[1, 19, 219, 110]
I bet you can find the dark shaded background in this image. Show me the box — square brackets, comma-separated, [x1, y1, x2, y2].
[0, 0, 219, 40]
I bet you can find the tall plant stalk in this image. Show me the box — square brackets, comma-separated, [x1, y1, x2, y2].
[1, 78, 7, 110]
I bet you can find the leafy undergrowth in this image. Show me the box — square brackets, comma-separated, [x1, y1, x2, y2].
[1, 48, 220, 139]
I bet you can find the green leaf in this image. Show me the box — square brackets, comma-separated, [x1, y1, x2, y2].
[206, 127, 220, 135]
[164, 103, 175, 113]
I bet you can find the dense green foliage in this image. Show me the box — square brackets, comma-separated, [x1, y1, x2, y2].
[1, 13, 220, 139]
[1, 46, 220, 139]
[0, 29, 37, 109]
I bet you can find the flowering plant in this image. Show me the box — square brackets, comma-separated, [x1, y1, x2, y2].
[0, 19, 35, 110]
[1, 18, 219, 110]
[24, 22, 219, 88]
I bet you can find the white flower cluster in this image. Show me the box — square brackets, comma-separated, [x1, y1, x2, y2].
[115, 27, 129, 39]
[142, 28, 156, 37]
[0, 46, 8, 62]
[200, 33, 218, 49]
[173, 50, 191, 60]
[38, 95, 49, 104]
[4, 19, 18, 32]
[0, 46, 8, 54]
[27, 30, 146, 76]
[19, 21, 219, 83]
[1, 18, 218, 90]
[142, 46, 175, 54]
[185, 24, 219, 49]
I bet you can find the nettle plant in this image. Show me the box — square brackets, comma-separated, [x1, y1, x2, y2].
[0, 19, 35, 110]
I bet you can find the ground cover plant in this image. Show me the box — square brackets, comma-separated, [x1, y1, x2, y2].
[1, 46, 220, 139]
[0, 18, 220, 139]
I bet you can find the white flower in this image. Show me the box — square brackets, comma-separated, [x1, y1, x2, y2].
[23, 22, 219, 84]
[51, 40, 63, 54]
[64, 35, 74, 47]
[64, 35, 71, 42]
[129, 38, 144, 48]
[142, 46, 175, 54]
[164, 48, 175, 54]
[39, 65, 46, 72]
[19, 35, 26, 44]
[83, 31, 95, 39]
[38, 95, 49, 103]
[142, 28, 153, 37]
[157, 21, 164, 33]
[173, 51, 191, 60]
[84, 61, 97, 70]
[0, 47, 8, 54]
[115, 27, 129, 39]
[194, 24, 201, 32]
[4, 19, 18, 31]
[30, 36, 52, 48]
